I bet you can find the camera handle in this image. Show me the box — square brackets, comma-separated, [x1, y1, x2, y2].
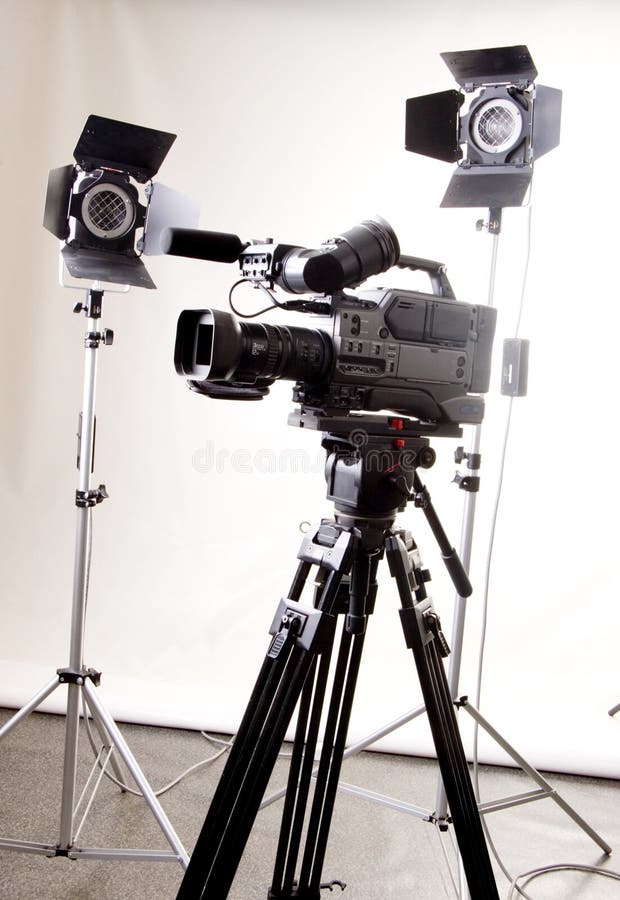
[396, 254, 455, 299]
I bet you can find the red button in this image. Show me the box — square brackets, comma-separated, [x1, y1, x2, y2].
[390, 418, 404, 431]
[393, 438, 405, 449]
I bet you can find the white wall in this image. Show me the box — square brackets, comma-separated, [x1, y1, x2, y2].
[1, 0, 619, 779]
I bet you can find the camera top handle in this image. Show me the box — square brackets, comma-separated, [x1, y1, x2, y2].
[396, 255, 456, 299]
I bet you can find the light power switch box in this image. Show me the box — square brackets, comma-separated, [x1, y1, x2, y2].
[501, 338, 529, 397]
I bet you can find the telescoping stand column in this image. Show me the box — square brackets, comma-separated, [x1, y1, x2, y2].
[0, 288, 188, 867]
[177, 412, 500, 900]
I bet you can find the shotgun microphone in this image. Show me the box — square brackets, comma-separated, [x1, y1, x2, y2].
[161, 227, 245, 263]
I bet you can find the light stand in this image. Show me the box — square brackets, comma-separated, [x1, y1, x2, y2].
[0, 288, 188, 867]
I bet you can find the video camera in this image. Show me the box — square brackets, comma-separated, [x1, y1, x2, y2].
[167, 217, 496, 429]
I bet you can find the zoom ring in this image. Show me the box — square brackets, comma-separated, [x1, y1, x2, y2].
[260, 324, 282, 379]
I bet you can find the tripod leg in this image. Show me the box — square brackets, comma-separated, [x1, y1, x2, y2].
[386, 532, 499, 900]
[299, 627, 363, 897]
[299, 549, 377, 897]
[178, 622, 308, 898]
[269, 547, 380, 900]
[177, 554, 346, 900]
[272, 652, 329, 895]
[179, 559, 312, 891]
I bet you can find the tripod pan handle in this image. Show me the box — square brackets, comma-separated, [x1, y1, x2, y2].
[441, 548, 472, 598]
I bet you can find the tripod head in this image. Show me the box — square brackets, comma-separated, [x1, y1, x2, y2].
[288, 408, 472, 598]
[288, 408, 461, 522]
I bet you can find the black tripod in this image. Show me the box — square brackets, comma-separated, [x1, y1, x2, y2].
[178, 415, 499, 899]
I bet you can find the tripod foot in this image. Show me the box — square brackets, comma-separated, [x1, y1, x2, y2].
[268, 879, 347, 898]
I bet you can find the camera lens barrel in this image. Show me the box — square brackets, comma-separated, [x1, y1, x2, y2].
[236, 322, 332, 384]
[175, 308, 333, 388]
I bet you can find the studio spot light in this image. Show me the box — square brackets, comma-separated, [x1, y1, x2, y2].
[405, 45, 562, 209]
[43, 114, 199, 289]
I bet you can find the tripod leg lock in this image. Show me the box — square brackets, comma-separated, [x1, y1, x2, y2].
[386, 530, 427, 592]
[399, 599, 450, 658]
[425, 611, 450, 658]
[269, 599, 335, 654]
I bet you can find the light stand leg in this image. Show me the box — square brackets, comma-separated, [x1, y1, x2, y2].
[0, 677, 59, 741]
[460, 698, 612, 855]
[82, 680, 189, 864]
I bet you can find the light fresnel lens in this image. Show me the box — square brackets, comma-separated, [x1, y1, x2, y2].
[470, 98, 523, 155]
[81, 183, 136, 240]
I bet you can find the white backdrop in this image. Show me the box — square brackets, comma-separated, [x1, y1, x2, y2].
[1, 0, 619, 779]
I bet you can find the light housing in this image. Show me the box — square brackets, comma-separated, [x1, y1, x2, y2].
[43, 114, 199, 289]
[405, 46, 562, 208]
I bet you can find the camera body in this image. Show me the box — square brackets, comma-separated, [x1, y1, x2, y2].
[175, 284, 496, 426]
[171, 217, 497, 428]
[292, 288, 495, 425]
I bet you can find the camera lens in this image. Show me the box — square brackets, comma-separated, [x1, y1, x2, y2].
[175, 309, 333, 388]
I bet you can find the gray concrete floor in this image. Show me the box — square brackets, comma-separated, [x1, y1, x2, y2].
[0, 707, 618, 899]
